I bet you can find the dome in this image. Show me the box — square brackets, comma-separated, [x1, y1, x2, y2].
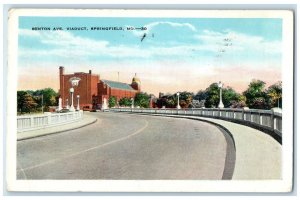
[132, 74, 141, 84]
[132, 77, 141, 84]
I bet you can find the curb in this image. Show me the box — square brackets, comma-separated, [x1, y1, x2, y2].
[115, 111, 282, 179]
[17, 118, 98, 141]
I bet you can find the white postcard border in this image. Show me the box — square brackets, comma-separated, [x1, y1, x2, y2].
[6, 9, 294, 192]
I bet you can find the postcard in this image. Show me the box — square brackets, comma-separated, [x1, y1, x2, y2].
[6, 9, 294, 192]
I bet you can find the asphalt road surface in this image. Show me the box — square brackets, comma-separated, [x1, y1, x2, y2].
[17, 112, 235, 180]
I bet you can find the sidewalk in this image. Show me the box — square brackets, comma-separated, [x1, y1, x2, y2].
[134, 113, 282, 180]
[17, 116, 97, 141]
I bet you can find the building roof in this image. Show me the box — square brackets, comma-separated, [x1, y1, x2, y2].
[102, 80, 136, 91]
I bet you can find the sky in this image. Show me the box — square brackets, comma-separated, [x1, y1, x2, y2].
[18, 17, 282, 96]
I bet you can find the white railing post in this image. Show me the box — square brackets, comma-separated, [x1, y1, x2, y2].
[47, 113, 51, 126]
[30, 116, 34, 128]
[259, 114, 263, 125]
[18, 111, 85, 132]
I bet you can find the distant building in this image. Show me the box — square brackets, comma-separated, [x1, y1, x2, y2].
[93, 78, 140, 109]
[59, 66, 141, 110]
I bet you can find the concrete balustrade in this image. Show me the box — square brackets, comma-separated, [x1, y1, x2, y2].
[110, 107, 282, 142]
[17, 111, 83, 133]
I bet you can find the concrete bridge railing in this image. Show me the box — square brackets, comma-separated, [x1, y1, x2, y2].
[110, 108, 282, 143]
[17, 110, 84, 133]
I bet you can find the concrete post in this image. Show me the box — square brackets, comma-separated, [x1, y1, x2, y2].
[58, 97, 62, 111]
[259, 114, 263, 125]
[69, 88, 75, 112]
[102, 98, 108, 110]
[176, 92, 181, 109]
[46, 112, 51, 126]
[243, 107, 249, 121]
[66, 98, 69, 109]
[30, 116, 34, 128]
[76, 95, 80, 111]
[218, 81, 224, 109]
[270, 108, 283, 130]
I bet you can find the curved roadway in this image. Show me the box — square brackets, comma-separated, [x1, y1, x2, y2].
[17, 112, 235, 180]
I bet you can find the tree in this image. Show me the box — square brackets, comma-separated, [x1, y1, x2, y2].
[222, 87, 240, 108]
[155, 96, 168, 108]
[17, 91, 37, 113]
[17, 91, 27, 114]
[192, 90, 207, 108]
[178, 91, 193, 108]
[252, 97, 268, 109]
[134, 92, 150, 108]
[33, 88, 58, 111]
[243, 79, 269, 109]
[119, 97, 132, 107]
[166, 95, 176, 108]
[194, 90, 208, 101]
[108, 96, 117, 108]
[204, 83, 220, 108]
[230, 95, 247, 108]
[203, 83, 241, 108]
[266, 81, 282, 108]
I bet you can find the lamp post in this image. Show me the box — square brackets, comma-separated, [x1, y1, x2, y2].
[76, 95, 80, 111]
[68, 77, 81, 112]
[69, 88, 75, 112]
[218, 81, 224, 108]
[66, 98, 69, 109]
[176, 92, 181, 109]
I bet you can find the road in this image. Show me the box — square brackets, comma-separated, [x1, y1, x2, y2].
[17, 112, 235, 180]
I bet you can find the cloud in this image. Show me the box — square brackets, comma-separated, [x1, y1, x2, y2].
[195, 29, 282, 55]
[18, 28, 202, 60]
[18, 29, 149, 59]
[19, 29, 109, 55]
[18, 29, 41, 37]
[18, 27, 282, 70]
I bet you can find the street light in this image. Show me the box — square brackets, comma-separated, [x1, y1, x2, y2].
[176, 92, 181, 109]
[76, 95, 80, 111]
[69, 88, 75, 112]
[66, 98, 69, 109]
[218, 81, 224, 108]
[68, 77, 81, 112]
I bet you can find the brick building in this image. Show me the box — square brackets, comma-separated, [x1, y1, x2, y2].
[59, 66, 141, 110]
